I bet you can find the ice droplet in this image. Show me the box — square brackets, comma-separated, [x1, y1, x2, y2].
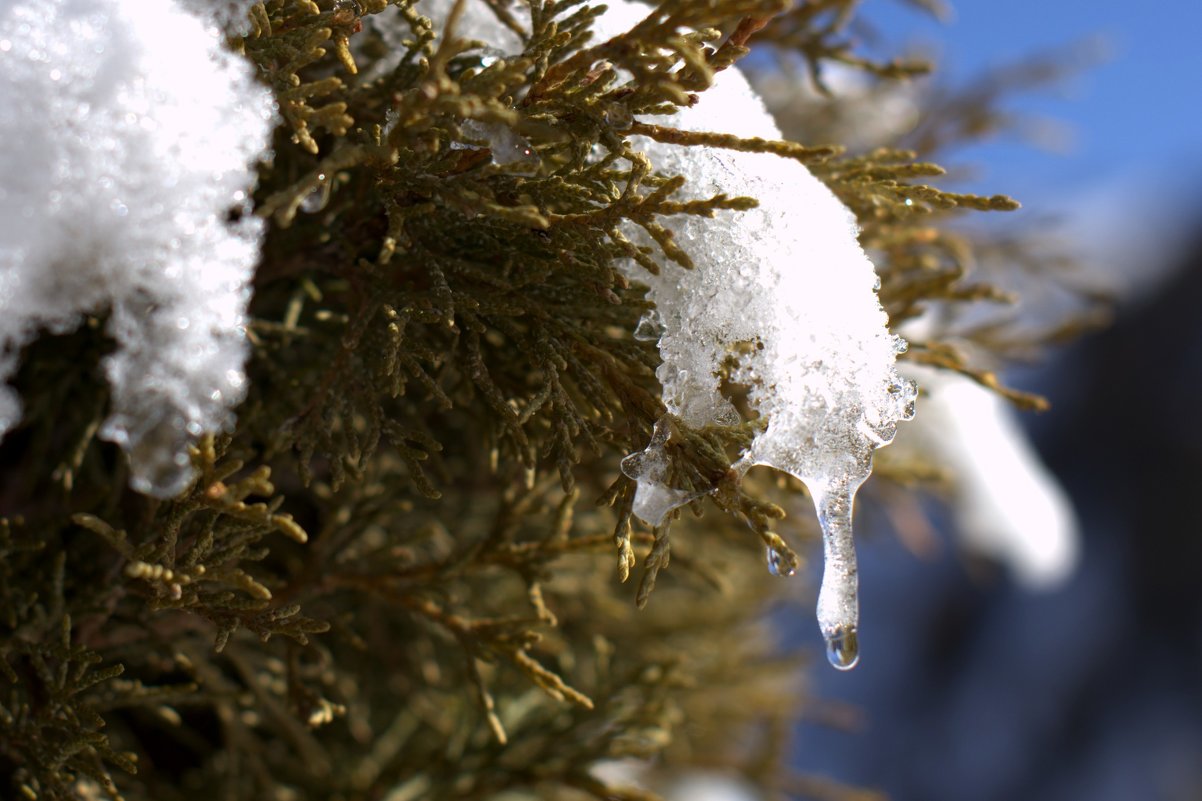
[300, 174, 330, 213]
[476, 46, 507, 68]
[824, 625, 859, 671]
[603, 103, 633, 131]
[621, 417, 707, 526]
[766, 545, 796, 577]
[633, 308, 664, 342]
[459, 120, 538, 171]
[101, 406, 196, 499]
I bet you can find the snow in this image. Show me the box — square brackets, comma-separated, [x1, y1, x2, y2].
[410, 0, 914, 665]
[596, 14, 913, 661]
[0, 0, 276, 497]
[895, 364, 1079, 588]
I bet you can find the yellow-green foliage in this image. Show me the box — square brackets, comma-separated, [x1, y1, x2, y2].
[0, 2, 1085, 799]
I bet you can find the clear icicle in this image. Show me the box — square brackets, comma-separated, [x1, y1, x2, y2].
[812, 479, 863, 670]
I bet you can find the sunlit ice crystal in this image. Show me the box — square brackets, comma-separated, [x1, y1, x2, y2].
[0, 0, 276, 498]
[455, 120, 538, 171]
[633, 308, 665, 342]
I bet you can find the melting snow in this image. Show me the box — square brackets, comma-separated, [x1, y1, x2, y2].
[403, 0, 918, 665]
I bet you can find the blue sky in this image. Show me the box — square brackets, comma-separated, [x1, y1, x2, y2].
[856, 0, 1202, 202]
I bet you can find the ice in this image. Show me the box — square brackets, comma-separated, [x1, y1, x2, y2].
[455, 120, 538, 169]
[413, 0, 916, 662]
[605, 28, 915, 657]
[766, 544, 796, 577]
[633, 308, 665, 342]
[812, 483, 861, 669]
[619, 417, 707, 527]
[300, 174, 333, 214]
[0, 0, 276, 497]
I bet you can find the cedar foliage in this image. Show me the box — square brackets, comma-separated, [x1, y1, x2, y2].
[0, 1, 1088, 799]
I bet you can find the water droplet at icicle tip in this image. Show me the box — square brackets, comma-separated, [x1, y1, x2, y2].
[824, 625, 859, 671]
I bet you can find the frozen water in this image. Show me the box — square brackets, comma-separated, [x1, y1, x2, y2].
[301, 174, 332, 214]
[418, 0, 527, 54]
[633, 308, 665, 342]
[766, 545, 796, 578]
[415, 0, 917, 665]
[824, 624, 860, 671]
[176, 0, 258, 36]
[458, 120, 537, 169]
[598, 14, 914, 659]
[0, 0, 276, 497]
[813, 481, 860, 666]
[619, 417, 707, 527]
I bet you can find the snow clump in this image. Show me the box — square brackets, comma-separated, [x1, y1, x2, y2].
[0, 0, 276, 497]
[587, 1, 915, 667]
[415, 0, 916, 668]
[619, 62, 915, 669]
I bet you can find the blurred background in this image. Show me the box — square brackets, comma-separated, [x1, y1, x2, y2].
[757, 2, 1202, 800]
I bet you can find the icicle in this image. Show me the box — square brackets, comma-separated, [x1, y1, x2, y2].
[811, 480, 862, 670]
